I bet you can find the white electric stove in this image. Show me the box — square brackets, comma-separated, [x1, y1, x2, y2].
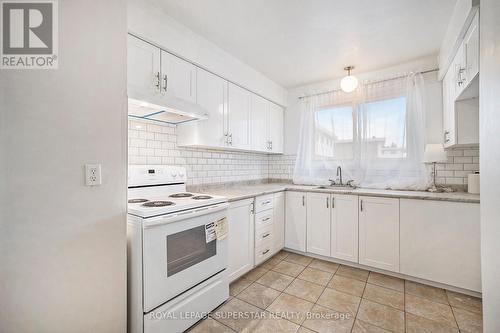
[127, 165, 229, 333]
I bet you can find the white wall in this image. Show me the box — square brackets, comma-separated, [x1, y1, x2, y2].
[127, 0, 288, 106]
[284, 56, 442, 155]
[480, 0, 500, 331]
[0, 1, 128, 332]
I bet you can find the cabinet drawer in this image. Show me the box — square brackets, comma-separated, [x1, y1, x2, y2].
[255, 210, 273, 229]
[255, 224, 273, 248]
[255, 194, 274, 213]
[255, 242, 273, 265]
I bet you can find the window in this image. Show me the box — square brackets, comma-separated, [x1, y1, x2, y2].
[314, 97, 407, 160]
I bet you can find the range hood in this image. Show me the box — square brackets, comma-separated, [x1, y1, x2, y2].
[128, 97, 209, 124]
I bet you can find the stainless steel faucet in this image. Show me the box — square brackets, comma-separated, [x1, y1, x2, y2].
[336, 166, 343, 185]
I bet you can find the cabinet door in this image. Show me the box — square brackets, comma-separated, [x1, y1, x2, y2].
[464, 12, 479, 83]
[251, 94, 270, 152]
[331, 194, 359, 263]
[227, 199, 255, 282]
[269, 103, 284, 153]
[273, 192, 285, 254]
[359, 196, 399, 272]
[400, 199, 481, 292]
[227, 83, 251, 149]
[306, 193, 331, 256]
[443, 68, 456, 147]
[127, 35, 161, 103]
[285, 192, 307, 252]
[160, 51, 196, 103]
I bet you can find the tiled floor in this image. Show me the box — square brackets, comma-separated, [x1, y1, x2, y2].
[188, 251, 483, 333]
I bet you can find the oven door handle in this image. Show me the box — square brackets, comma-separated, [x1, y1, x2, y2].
[143, 202, 229, 228]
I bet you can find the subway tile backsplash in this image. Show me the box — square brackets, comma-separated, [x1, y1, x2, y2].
[129, 119, 479, 187]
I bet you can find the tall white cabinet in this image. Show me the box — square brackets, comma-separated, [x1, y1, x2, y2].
[359, 196, 400, 272]
[228, 83, 252, 149]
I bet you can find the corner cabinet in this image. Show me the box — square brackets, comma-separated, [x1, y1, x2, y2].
[358, 196, 400, 272]
[227, 199, 255, 282]
[285, 191, 307, 252]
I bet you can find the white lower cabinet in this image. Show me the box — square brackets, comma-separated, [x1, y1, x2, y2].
[227, 198, 255, 282]
[359, 196, 400, 272]
[400, 199, 481, 292]
[306, 192, 331, 256]
[331, 194, 359, 263]
[273, 192, 285, 254]
[285, 191, 307, 252]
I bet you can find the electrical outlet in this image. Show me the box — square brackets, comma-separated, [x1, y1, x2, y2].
[85, 164, 102, 186]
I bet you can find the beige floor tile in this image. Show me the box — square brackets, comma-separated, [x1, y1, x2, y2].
[336, 265, 370, 282]
[405, 280, 448, 304]
[301, 304, 355, 333]
[367, 272, 404, 292]
[405, 313, 459, 333]
[308, 258, 340, 273]
[362, 284, 404, 310]
[188, 318, 235, 333]
[284, 278, 325, 303]
[357, 299, 405, 333]
[267, 293, 314, 325]
[237, 283, 281, 309]
[273, 260, 306, 277]
[405, 294, 457, 329]
[241, 316, 300, 333]
[260, 257, 283, 270]
[297, 267, 333, 286]
[243, 266, 268, 281]
[273, 250, 291, 261]
[327, 274, 366, 297]
[452, 307, 483, 333]
[316, 287, 361, 315]
[284, 253, 314, 266]
[256, 270, 294, 291]
[351, 319, 392, 333]
[230, 277, 252, 296]
[296, 327, 315, 333]
[213, 298, 263, 332]
[446, 290, 482, 314]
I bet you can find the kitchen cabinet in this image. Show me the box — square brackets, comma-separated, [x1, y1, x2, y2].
[306, 192, 331, 256]
[227, 199, 255, 282]
[160, 51, 196, 103]
[285, 191, 307, 252]
[463, 12, 479, 86]
[268, 103, 284, 153]
[227, 83, 251, 149]
[250, 94, 270, 152]
[400, 199, 481, 292]
[273, 192, 285, 254]
[177, 68, 227, 148]
[331, 194, 359, 263]
[359, 196, 400, 272]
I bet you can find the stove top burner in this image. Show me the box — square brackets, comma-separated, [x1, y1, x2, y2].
[128, 199, 149, 203]
[192, 195, 213, 200]
[169, 193, 194, 198]
[142, 201, 175, 207]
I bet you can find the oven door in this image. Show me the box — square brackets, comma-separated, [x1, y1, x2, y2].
[142, 203, 228, 312]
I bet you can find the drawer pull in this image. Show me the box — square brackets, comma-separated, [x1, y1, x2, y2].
[262, 249, 270, 255]
[262, 233, 270, 238]
[262, 200, 272, 205]
[262, 217, 271, 222]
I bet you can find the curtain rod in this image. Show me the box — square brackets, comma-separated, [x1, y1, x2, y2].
[298, 68, 439, 100]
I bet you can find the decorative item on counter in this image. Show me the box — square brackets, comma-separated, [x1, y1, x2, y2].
[423, 143, 452, 193]
[468, 172, 480, 194]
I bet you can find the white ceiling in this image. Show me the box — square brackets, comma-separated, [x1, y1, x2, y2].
[152, 0, 456, 88]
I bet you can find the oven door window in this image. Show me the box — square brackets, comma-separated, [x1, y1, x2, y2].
[166, 225, 216, 277]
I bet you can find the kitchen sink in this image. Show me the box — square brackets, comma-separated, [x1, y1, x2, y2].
[316, 185, 356, 191]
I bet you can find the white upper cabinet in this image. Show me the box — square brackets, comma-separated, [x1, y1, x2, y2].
[464, 12, 479, 84]
[269, 103, 284, 153]
[227, 83, 251, 150]
[178, 68, 227, 148]
[306, 192, 331, 256]
[250, 94, 270, 152]
[285, 192, 307, 252]
[160, 51, 196, 103]
[331, 194, 359, 263]
[127, 35, 161, 103]
[359, 196, 400, 272]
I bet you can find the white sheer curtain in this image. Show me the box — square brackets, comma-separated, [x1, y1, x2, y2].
[293, 73, 430, 190]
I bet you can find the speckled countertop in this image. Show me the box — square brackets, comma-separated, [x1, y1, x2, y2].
[192, 183, 480, 203]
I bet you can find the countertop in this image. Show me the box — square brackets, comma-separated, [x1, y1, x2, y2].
[200, 183, 480, 203]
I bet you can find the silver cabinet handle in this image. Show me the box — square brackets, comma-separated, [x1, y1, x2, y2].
[262, 200, 271, 205]
[262, 217, 271, 222]
[250, 202, 254, 214]
[326, 197, 329, 208]
[262, 249, 270, 255]
[228, 133, 233, 145]
[155, 72, 161, 90]
[302, 195, 305, 206]
[332, 197, 335, 208]
[163, 74, 168, 92]
[262, 233, 270, 238]
[270, 141, 273, 150]
[360, 199, 363, 212]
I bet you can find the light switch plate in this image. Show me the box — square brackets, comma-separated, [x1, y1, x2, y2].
[85, 164, 102, 186]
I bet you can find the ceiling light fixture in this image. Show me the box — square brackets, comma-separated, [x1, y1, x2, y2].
[340, 66, 358, 93]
